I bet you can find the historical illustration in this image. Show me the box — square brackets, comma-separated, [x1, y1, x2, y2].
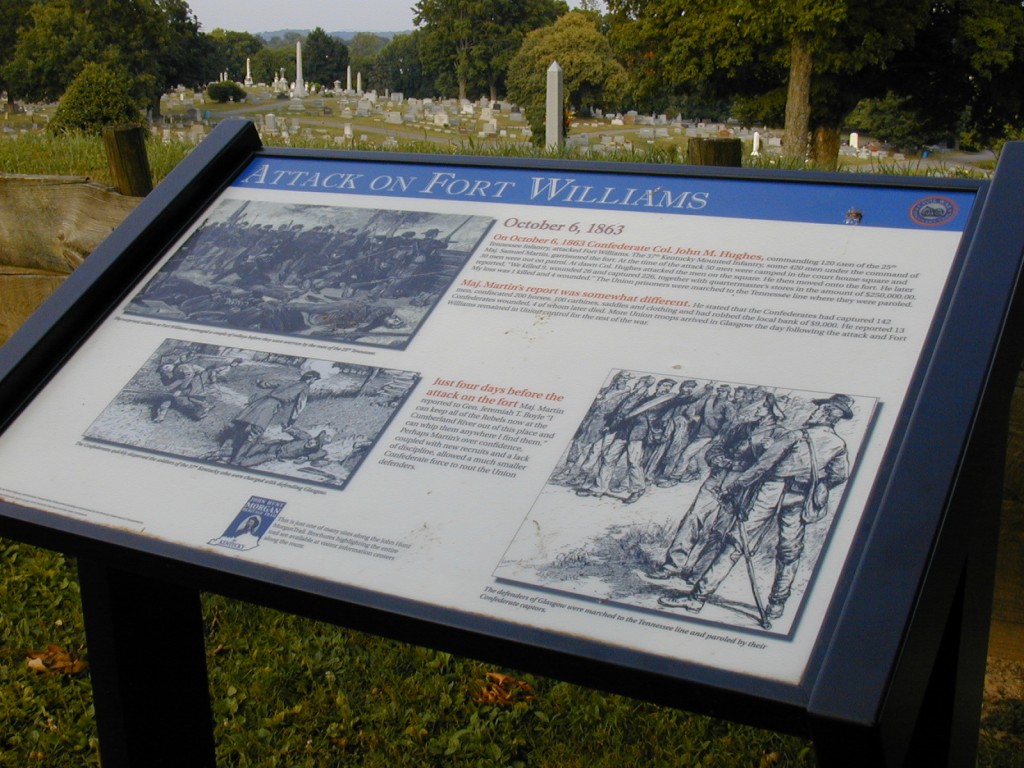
[495, 370, 876, 634]
[124, 199, 494, 349]
[84, 339, 419, 490]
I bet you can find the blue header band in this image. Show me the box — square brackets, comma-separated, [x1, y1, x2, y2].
[232, 157, 976, 231]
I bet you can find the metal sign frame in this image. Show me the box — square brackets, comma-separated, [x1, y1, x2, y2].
[2, 119, 1022, 767]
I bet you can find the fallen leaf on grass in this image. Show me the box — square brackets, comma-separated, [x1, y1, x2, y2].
[473, 672, 535, 706]
[25, 644, 87, 676]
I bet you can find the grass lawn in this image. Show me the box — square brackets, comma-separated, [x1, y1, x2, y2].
[1, 539, 816, 767]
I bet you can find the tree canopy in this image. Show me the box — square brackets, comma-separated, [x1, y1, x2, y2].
[204, 29, 264, 83]
[414, 0, 568, 101]
[2, 0, 206, 117]
[605, 0, 931, 163]
[0, 0, 34, 111]
[48, 61, 140, 133]
[507, 11, 628, 141]
[370, 31, 433, 97]
[303, 27, 349, 88]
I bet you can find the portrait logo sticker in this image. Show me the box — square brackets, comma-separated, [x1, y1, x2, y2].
[909, 196, 958, 227]
[209, 496, 286, 552]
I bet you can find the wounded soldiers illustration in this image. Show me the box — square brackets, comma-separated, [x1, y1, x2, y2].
[153, 357, 243, 422]
[648, 393, 853, 627]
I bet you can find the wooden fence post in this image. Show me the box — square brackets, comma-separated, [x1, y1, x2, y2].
[103, 125, 153, 197]
[686, 137, 743, 167]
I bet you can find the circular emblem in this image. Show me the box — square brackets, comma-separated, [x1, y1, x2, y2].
[909, 196, 957, 227]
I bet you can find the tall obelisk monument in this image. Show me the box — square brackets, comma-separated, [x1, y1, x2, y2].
[293, 41, 307, 98]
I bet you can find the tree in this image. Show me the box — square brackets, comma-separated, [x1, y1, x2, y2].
[606, 0, 929, 164]
[884, 0, 1024, 149]
[48, 62, 140, 134]
[0, 0, 34, 111]
[845, 92, 930, 150]
[370, 31, 433, 97]
[207, 80, 246, 103]
[303, 27, 349, 88]
[3, 0, 207, 118]
[204, 28, 264, 84]
[506, 12, 628, 143]
[413, 0, 568, 101]
[251, 46, 293, 86]
[348, 32, 389, 77]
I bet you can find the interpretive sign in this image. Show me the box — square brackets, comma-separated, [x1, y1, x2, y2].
[1, 121, 1022, 767]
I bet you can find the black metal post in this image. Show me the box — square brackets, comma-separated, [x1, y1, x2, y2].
[78, 559, 216, 768]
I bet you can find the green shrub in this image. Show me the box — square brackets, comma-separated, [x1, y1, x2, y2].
[207, 81, 247, 104]
[48, 63, 141, 136]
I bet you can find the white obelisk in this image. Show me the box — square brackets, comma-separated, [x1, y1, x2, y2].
[545, 61, 564, 149]
[293, 41, 307, 98]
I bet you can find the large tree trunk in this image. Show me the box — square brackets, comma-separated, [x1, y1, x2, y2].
[811, 125, 841, 169]
[458, 78, 467, 101]
[783, 33, 813, 161]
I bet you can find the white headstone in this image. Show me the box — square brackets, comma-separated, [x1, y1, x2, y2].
[752, 131, 761, 156]
[850, 131, 860, 149]
[244, 58, 253, 87]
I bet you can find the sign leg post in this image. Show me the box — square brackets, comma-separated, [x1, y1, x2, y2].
[78, 560, 216, 768]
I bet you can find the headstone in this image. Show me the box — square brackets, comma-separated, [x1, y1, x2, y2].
[752, 131, 761, 156]
[850, 132, 860, 149]
[387, 111, 404, 125]
[244, 58, 253, 88]
[264, 113, 278, 133]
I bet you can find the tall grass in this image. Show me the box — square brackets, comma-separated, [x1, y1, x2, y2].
[0, 131, 194, 187]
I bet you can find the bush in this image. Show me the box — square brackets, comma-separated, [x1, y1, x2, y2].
[48, 63, 141, 135]
[207, 81, 247, 104]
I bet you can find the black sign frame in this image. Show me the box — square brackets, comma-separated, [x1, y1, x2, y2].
[2, 119, 1022, 767]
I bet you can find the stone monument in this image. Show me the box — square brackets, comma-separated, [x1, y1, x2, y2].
[293, 41, 307, 99]
[546, 61, 564, 149]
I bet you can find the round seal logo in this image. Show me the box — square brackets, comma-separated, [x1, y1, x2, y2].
[909, 196, 957, 226]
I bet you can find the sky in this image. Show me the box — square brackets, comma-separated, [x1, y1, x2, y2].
[185, 0, 587, 35]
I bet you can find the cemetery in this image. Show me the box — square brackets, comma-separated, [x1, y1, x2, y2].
[4, 71, 958, 171]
